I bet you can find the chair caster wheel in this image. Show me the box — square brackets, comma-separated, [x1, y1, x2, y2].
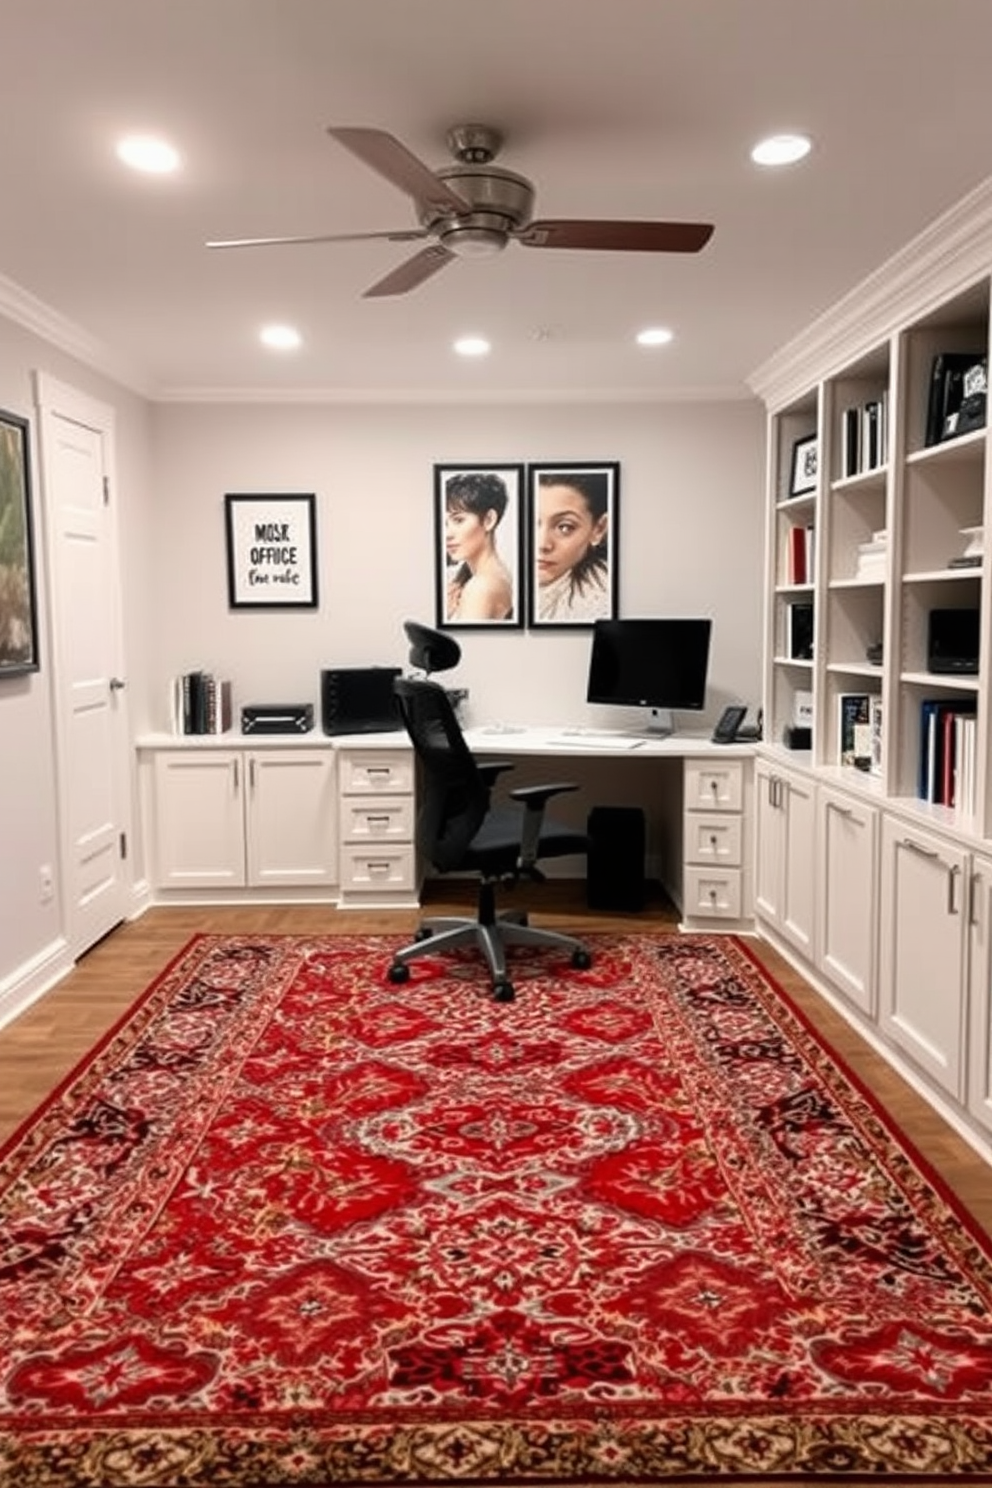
[571, 948, 592, 970]
[413, 927, 434, 942]
[493, 980, 515, 1003]
[388, 963, 410, 984]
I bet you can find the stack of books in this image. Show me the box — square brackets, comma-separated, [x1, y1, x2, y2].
[855, 529, 887, 580]
[918, 698, 978, 810]
[841, 394, 888, 477]
[170, 670, 233, 735]
[786, 522, 815, 585]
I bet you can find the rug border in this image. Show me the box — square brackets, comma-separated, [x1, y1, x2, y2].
[729, 932, 992, 1262]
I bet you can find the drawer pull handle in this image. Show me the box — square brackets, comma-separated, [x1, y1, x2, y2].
[367, 860, 391, 875]
[710, 833, 719, 848]
[831, 804, 854, 819]
[902, 838, 939, 860]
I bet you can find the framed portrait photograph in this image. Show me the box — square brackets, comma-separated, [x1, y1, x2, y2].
[527, 462, 619, 628]
[224, 493, 318, 609]
[0, 408, 40, 676]
[789, 434, 818, 497]
[434, 464, 524, 630]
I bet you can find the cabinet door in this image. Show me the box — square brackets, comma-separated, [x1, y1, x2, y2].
[754, 760, 783, 924]
[245, 750, 338, 888]
[966, 851, 992, 1136]
[879, 817, 967, 1097]
[817, 786, 878, 1015]
[753, 760, 815, 958]
[152, 751, 245, 888]
[779, 771, 816, 958]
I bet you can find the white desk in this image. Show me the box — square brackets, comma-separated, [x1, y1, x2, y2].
[463, 726, 755, 930]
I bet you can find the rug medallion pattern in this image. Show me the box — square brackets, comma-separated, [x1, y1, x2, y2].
[1, 932, 992, 1484]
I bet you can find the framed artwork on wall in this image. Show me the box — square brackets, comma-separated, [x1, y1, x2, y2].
[224, 493, 318, 609]
[0, 407, 40, 676]
[434, 464, 524, 630]
[527, 462, 619, 627]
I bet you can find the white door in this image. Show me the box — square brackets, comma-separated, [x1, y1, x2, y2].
[35, 374, 131, 957]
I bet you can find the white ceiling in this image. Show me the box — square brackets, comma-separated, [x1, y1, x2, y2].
[4, 0, 992, 401]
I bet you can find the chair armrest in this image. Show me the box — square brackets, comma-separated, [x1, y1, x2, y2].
[478, 760, 515, 786]
[511, 782, 579, 869]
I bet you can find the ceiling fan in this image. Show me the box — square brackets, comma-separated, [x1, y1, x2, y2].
[206, 124, 714, 298]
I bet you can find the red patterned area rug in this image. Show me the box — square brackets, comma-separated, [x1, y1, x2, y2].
[3, 933, 992, 1487]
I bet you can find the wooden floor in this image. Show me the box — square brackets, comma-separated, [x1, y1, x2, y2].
[2, 881, 991, 1243]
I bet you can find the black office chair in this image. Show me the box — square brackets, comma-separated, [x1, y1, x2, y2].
[388, 621, 592, 1002]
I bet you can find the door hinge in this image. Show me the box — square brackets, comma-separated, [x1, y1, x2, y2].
[119, 830, 128, 860]
[103, 475, 110, 505]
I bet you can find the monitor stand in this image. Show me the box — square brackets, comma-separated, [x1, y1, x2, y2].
[643, 707, 675, 738]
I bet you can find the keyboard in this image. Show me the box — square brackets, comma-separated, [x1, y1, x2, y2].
[546, 733, 645, 752]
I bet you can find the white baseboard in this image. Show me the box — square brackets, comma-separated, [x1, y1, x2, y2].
[0, 936, 73, 1034]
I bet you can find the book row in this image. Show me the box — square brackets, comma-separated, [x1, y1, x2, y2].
[918, 698, 978, 813]
[170, 671, 234, 735]
[840, 393, 888, 478]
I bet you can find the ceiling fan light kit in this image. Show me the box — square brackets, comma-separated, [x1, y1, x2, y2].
[207, 124, 714, 297]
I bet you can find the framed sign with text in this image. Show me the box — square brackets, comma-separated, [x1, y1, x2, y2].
[224, 493, 318, 609]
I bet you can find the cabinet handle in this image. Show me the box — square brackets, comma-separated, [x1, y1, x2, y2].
[249, 758, 256, 791]
[969, 872, 979, 928]
[948, 864, 961, 916]
[232, 759, 240, 793]
[901, 837, 938, 860]
[710, 833, 719, 849]
[831, 803, 854, 820]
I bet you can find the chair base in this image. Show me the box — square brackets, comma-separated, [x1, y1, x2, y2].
[388, 898, 591, 1002]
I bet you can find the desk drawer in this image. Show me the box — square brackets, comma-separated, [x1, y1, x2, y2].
[340, 843, 415, 892]
[338, 751, 413, 795]
[684, 865, 742, 920]
[685, 759, 744, 812]
[685, 813, 742, 867]
[341, 794, 414, 842]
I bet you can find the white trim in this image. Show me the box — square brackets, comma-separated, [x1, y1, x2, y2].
[749, 174, 992, 411]
[0, 272, 152, 397]
[0, 937, 73, 1034]
[153, 382, 754, 406]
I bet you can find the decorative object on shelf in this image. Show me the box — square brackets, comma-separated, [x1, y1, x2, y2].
[855, 528, 887, 581]
[224, 493, 318, 609]
[927, 607, 980, 675]
[793, 688, 814, 729]
[949, 524, 984, 569]
[841, 396, 888, 477]
[789, 432, 818, 496]
[838, 692, 872, 768]
[0, 407, 40, 676]
[433, 464, 524, 631]
[865, 640, 884, 665]
[924, 351, 986, 446]
[525, 462, 619, 628]
[869, 695, 883, 776]
[787, 601, 814, 660]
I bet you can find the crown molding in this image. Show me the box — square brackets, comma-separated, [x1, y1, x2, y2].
[0, 271, 152, 399]
[154, 382, 755, 406]
[748, 174, 992, 410]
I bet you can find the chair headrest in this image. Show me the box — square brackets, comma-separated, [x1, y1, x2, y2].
[403, 620, 461, 676]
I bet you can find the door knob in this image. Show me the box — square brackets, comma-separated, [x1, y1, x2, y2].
[109, 676, 127, 691]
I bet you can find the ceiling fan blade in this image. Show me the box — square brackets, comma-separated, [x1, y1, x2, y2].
[327, 126, 471, 216]
[206, 228, 427, 250]
[518, 219, 714, 253]
[362, 243, 455, 298]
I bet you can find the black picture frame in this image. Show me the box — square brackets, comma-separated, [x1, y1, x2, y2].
[789, 434, 818, 497]
[224, 493, 318, 609]
[434, 464, 524, 630]
[0, 408, 40, 676]
[526, 462, 619, 628]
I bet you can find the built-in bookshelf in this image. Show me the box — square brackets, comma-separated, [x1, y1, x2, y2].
[762, 275, 990, 827]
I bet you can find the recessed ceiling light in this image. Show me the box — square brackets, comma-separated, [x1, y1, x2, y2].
[751, 133, 812, 167]
[259, 324, 302, 351]
[636, 326, 674, 347]
[453, 336, 491, 357]
[115, 134, 181, 174]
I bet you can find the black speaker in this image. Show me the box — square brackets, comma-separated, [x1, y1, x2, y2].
[320, 667, 402, 734]
[587, 806, 646, 912]
[927, 609, 980, 675]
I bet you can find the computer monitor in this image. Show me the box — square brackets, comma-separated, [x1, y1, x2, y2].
[586, 618, 712, 734]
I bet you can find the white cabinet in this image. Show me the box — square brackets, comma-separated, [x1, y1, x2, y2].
[337, 747, 417, 905]
[878, 816, 968, 1099]
[753, 759, 816, 958]
[966, 850, 992, 1137]
[682, 755, 751, 926]
[817, 784, 879, 1015]
[151, 747, 337, 891]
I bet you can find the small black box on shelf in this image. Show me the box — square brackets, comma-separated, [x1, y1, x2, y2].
[783, 725, 812, 750]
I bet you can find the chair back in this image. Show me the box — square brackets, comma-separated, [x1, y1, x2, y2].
[393, 676, 490, 872]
